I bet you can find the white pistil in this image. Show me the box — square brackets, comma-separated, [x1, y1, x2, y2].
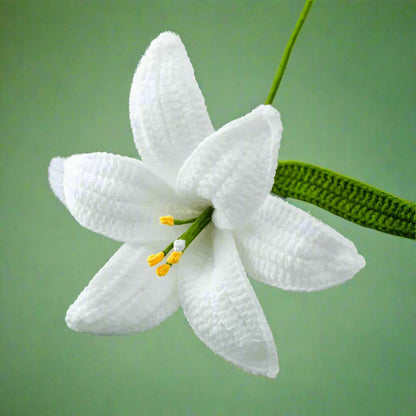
[174, 239, 186, 252]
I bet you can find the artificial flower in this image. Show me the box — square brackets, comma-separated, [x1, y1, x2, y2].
[48, 32, 365, 378]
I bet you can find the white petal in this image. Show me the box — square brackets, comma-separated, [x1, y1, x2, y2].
[234, 195, 366, 292]
[62, 152, 199, 243]
[176, 105, 283, 230]
[66, 243, 179, 335]
[129, 32, 213, 186]
[48, 157, 66, 206]
[178, 226, 279, 378]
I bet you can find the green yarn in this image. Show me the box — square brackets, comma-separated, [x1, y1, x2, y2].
[272, 161, 416, 240]
[164, 206, 213, 256]
[261, 0, 415, 239]
[265, 0, 315, 105]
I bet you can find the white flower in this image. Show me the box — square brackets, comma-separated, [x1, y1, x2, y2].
[48, 32, 365, 378]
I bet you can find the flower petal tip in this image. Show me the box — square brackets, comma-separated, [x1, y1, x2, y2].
[65, 301, 100, 335]
[149, 31, 183, 52]
[336, 234, 366, 272]
[266, 364, 280, 379]
[258, 104, 283, 135]
[324, 237, 367, 288]
[330, 245, 366, 289]
[65, 303, 106, 335]
[155, 30, 181, 41]
[262, 348, 280, 379]
[48, 157, 66, 206]
[65, 304, 83, 333]
[240, 349, 279, 379]
[347, 252, 366, 277]
[258, 103, 278, 115]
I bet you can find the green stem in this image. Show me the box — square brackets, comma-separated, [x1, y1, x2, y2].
[173, 217, 198, 225]
[162, 242, 174, 256]
[180, 206, 214, 251]
[265, 0, 315, 105]
[163, 206, 214, 256]
[272, 161, 416, 240]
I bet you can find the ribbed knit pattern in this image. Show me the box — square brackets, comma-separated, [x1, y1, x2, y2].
[176, 105, 282, 230]
[272, 161, 416, 240]
[178, 226, 279, 378]
[66, 244, 180, 335]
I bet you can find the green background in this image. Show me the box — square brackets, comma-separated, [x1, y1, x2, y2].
[1, 1, 415, 415]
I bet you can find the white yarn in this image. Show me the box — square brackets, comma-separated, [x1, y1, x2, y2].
[48, 32, 365, 379]
[174, 239, 186, 252]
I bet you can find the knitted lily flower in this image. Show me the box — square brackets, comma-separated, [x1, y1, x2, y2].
[48, 32, 365, 378]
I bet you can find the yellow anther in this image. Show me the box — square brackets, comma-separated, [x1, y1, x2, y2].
[159, 215, 174, 226]
[167, 251, 182, 264]
[147, 252, 164, 267]
[156, 264, 171, 277]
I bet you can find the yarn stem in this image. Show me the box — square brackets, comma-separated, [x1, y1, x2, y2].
[272, 161, 416, 240]
[265, 0, 316, 105]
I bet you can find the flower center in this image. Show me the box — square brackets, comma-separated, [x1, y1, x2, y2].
[147, 206, 214, 276]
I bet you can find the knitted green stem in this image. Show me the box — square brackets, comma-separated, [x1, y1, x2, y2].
[272, 161, 416, 240]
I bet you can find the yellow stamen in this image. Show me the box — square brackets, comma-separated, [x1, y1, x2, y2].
[147, 252, 164, 267]
[156, 264, 171, 277]
[167, 251, 182, 264]
[159, 215, 174, 226]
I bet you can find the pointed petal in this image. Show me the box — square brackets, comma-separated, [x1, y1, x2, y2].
[66, 243, 180, 335]
[62, 152, 199, 243]
[48, 157, 66, 206]
[178, 226, 279, 378]
[176, 105, 283, 230]
[129, 32, 213, 186]
[234, 195, 366, 292]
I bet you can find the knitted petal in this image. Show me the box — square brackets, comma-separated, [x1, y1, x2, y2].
[56, 153, 198, 243]
[48, 157, 66, 206]
[234, 195, 366, 292]
[66, 243, 180, 335]
[129, 31, 213, 187]
[176, 105, 282, 230]
[178, 226, 279, 378]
